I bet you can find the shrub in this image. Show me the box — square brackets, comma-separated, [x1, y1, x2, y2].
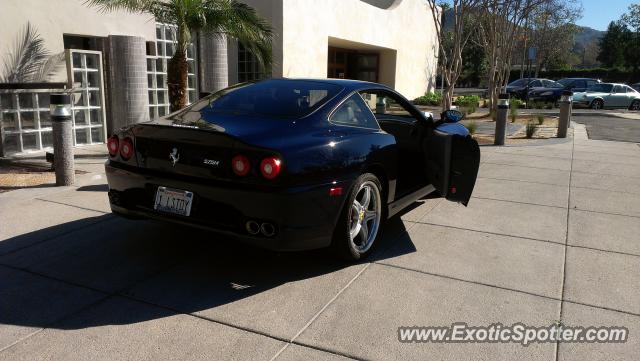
[510, 98, 524, 109]
[537, 114, 545, 125]
[456, 95, 480, 115]
[414, 91, 443, 106]
[509, 106, 518, 123]
[525, 122, 536, 138]
[464, 121, 477, 135]
[532, 101, 544, 109]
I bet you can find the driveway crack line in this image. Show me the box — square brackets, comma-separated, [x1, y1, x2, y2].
[269, 263, 371, 361]
[555, 125, 575, 361]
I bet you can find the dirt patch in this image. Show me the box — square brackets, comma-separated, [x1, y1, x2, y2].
[0, 164, 87, 193]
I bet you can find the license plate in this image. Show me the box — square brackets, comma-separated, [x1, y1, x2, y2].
[154, 186, 193, 217]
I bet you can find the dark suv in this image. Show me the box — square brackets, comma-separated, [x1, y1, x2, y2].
[557, 78, 601, 93]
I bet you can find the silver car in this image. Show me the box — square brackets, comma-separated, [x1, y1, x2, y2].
[573, 83, 640, 111]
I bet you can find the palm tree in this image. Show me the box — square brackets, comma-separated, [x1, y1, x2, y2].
[86, 0, 272, 112]
[1, 22, 65, 83]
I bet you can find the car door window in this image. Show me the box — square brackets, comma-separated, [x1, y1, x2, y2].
[359, 91, 414, 119]
[575, 80, 587, 89]
[530, 80, 542, 87]
[330, 93, 379, 129]
[613, 85, 624, 93]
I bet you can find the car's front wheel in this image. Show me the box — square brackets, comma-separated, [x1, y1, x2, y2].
[630, 100, 640, 111]
[591, 99, 604, 110]
[332, 173, 383, 261]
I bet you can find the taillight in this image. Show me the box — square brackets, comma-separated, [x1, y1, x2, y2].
[119, 137, 135, 160]
[232, 155, 251, 176]
[107, 135, 119, 157]
[260, 157, 282, 179]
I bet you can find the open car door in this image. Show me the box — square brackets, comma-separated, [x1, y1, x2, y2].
[425, 116, 480, 206]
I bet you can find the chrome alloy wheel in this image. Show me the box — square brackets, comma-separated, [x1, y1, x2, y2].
[348, 180, 381, 254]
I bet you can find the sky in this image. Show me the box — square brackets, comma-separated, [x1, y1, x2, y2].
[575, 0, 635, 31]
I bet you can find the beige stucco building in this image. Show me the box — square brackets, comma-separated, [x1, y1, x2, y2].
[0, 0, 438, 155]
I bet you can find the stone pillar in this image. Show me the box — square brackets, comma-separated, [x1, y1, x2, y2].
[199, 33, 229, 94]
[106, 35, 149, 133]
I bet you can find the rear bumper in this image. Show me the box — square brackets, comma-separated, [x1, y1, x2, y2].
[105, 161, 351, 251]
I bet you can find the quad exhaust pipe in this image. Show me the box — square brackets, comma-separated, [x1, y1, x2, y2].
[245, 221, 260, 235]
[260, 223, 276, 237]
[245, 220, 276, 237]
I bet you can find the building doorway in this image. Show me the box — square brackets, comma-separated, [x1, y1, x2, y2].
[328, 46, 379, 82]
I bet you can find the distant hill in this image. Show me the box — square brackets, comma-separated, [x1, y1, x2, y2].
[574, 26, 604, 49]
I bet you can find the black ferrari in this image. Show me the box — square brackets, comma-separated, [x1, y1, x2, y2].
[105, 79, 480, 260]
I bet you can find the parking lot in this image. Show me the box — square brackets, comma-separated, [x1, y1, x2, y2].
[0, 124, 638, 360]
[573, 115, 640, 143]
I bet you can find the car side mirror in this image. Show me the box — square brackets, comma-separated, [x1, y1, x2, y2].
[442, 109, 464, 123]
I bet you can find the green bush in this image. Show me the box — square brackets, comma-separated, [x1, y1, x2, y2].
[532, 101, 544, 109]
[510, 98, 524, 109]
[456, 95, 480, 115]
[525, 122, 536, 138]
[413, 91, 443, 106]
[537, 114, 545, 125]
[464, 121, 477, 135]
[509, 99, 523, 123]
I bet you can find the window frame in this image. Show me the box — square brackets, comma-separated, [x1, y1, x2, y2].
[358, 88, 426, 125]
[328, 91, 381, 130]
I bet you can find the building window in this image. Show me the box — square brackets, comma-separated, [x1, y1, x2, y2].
[63, 35, 103, 51]
[237, 43, 264, 83]
[147, 23, 197, 119]
[68, 50, 107, 145]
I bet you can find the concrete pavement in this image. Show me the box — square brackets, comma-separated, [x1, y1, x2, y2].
[0, 126, 639, 360]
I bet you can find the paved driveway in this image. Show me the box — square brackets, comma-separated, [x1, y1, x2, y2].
[0, 125, 638, 360]
[573, 115, 640, 143]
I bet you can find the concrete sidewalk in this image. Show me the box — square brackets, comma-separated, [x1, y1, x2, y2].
[0, 127, 639, 360]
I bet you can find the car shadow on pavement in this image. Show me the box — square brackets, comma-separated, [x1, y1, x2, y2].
[0, 208, 416, 331]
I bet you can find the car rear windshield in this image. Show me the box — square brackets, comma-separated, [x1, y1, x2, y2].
[508, 79, 529, 87]
[587, 84, 613, 93]
[191, 80, 343, 118]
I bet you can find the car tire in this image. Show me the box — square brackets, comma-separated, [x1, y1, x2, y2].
[630, 100, 640, 111]
[331, 173, 383, 261]
[591, 99, 604, 110]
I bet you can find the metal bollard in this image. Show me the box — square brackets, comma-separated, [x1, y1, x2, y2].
[50, 94, 74, 186]
[557, 90, 573, 138]
[494, 94, 509, 145]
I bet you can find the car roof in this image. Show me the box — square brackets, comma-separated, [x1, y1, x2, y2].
[261, 77, 389, 91]
[560, 78, 599, 81]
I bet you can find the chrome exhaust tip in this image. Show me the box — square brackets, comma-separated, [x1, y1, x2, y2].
[245, 220, 260, 235]
[260, 223, 276, 237]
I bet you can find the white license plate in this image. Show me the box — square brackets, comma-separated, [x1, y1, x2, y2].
[154, 187, 193, 217]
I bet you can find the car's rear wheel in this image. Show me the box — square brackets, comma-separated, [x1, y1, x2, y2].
[630, 100, 640, 111]
[591, 99, 604, 110]
[332, 173, 382, 261]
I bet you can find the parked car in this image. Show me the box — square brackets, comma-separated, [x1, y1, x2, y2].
[527, 80, 567, 104]
[573, 83, 640, 110]
[557, 78, 601, 93]
[506, 78, 544, 100]
[105, 79, 481, 260]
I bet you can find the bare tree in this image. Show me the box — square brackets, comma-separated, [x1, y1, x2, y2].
[426, 0, 481, 111]
[528, 0, 582, 76]
[476, 0, 544, 111]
